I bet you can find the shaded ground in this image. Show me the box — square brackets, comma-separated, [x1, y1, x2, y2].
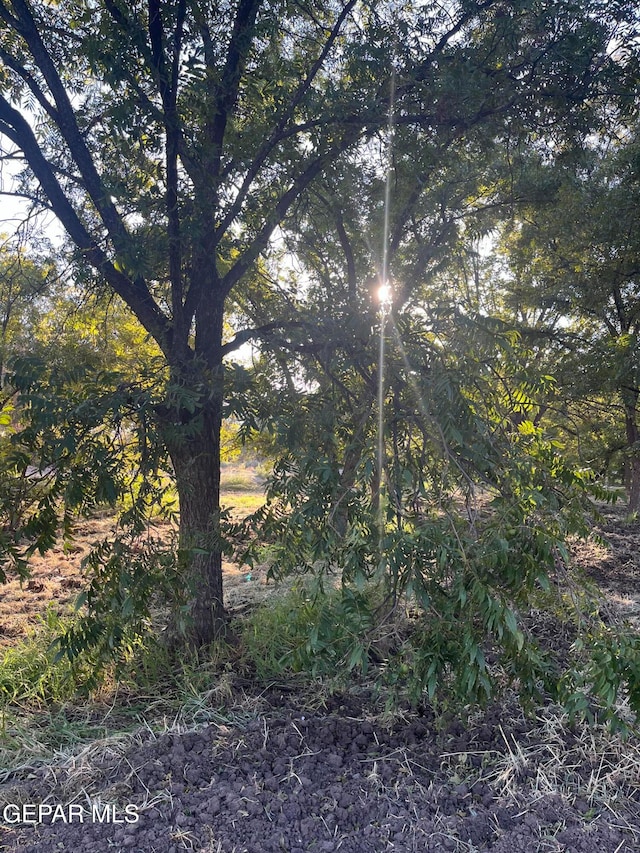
[572, 503, 640, 630]
[574, 505, 640, 587]
[0, 462, 267, 649]
[1, 502, 639, 852]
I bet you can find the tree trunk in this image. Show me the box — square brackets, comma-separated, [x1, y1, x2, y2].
[159, 266, 230, 648]
[165, 381, 227, 647]
[624, 401, 640, 512]
[628, 457, 640, 512]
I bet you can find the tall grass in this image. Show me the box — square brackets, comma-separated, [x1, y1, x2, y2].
[0, 607, 79, 709]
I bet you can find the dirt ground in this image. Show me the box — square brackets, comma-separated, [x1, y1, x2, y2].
[1, 503, 640, 852]
[0, 465, 268, 649]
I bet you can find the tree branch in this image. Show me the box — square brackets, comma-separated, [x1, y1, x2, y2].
[148, 0, 187, 349]
[214, 0, 359, 240]
[0, 95, 171, 351]
[0, 46, 58, 122]
[219, 129, 360, 302]
[206, 0, 263, 181]
[221, 320, 308, 356]
[7, 0, 135, 258]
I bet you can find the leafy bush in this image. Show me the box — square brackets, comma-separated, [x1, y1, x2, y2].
[242, 311, 640, 725]
[51, 535, 187, 689]
[241, 583, 380, 681]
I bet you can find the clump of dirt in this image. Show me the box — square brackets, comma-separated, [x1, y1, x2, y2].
[1, 692, 639, 852]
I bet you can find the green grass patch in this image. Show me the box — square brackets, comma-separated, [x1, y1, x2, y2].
[221, 492, 265, 517]
[221, 462, 265, 491]
[240, 583, 380, 682]
[0, 607, 80, 710]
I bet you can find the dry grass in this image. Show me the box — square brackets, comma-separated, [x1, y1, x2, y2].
[432, 698, 640, 844]
[0, 464, 266, 648]
[0, 684, 276, 837]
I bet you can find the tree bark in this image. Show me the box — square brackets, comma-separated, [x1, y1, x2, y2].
[164, 356, 226, 646]
[625, 403, 640, 512]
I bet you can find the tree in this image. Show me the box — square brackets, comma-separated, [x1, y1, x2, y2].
[0, 0, 635, 649]
[0, 233, 53, 382]
[495, 129, 640, 509]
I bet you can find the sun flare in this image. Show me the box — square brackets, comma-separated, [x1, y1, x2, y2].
[377, 282, 392, 305]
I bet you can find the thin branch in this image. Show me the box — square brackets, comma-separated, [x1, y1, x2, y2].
[0, 96, 170, 351]
[214, 0, 359, 240]
[314, 190, 357, 298]
[0, 46, 58, 122]
[148, 0, 187, 348]
[8, 0, 134, 257]
[219, 129, 360, 301]
[221, 320, 308, 356]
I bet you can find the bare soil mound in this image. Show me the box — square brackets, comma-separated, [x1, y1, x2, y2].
[2, 693, 639, 853]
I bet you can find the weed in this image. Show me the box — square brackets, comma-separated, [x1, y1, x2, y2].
[239, 582, 382, 681]
[0, 607, 79, 710]
[239, 587, 316, 680]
